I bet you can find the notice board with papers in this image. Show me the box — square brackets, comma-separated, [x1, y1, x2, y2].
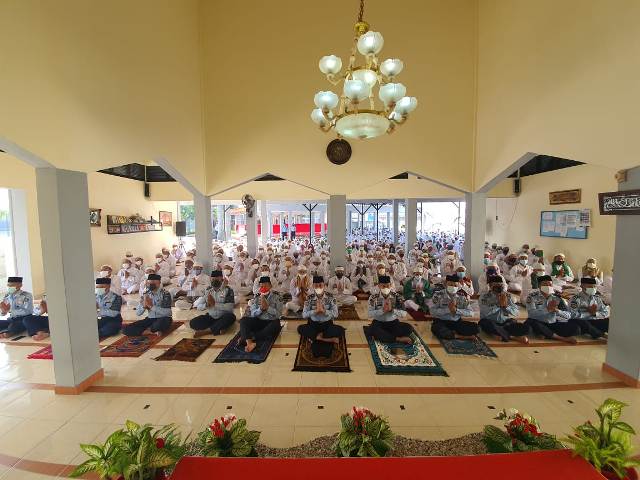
[539, 210, 588, 239]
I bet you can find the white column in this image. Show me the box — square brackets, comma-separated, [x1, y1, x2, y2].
[604, 166, 640, 386]
[259, 200, 268, 245]
[35, 168, 102, 393]
[287, 210, 292, 239]
[347, 206, 352, 234]
[216, 205, 225, 241]
[327, 195, 346, 272]
[246, 209, 258, 257]
[194, 193, 213, 272]
[404, 198, 417, 252]
[309, 209, 315, 240]
[8, 189, 33, 294]
[393, 199, 400, 245]
[463, 192, 487, 289]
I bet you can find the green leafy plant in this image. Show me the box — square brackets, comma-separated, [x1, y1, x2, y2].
[483, 408, 562, 453]
[564, 398, 640, 479]
[335, 406, 394, 457]
[70, 420, 187, 480]
[196, 414, 260, 457]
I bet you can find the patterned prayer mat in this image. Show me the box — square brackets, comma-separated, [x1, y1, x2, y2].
[336, 304, 362, 321]
[292, 335, 351, 372]
[154, 338, 214, 362]
[100, 321, 183, 358]
[439, 336, 498, 359]
[363, 326, 448, 376]
[213, 325, 282, 364]
[406, 309, 431, 322]
[27, 345, 53, 360]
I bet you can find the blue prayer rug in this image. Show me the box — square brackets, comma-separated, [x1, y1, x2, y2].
[438, 336, 498, 359]
[213, 326, 282, 364]
[364, 326, 448, 376]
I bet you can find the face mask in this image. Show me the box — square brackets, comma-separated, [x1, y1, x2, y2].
[483, 258, 490, 265]
[259, 286, 270, 294]
[446, 286, 458, 294]
[95, 287, 106, 296]
[533, 271, 543, 277]
[587, 262, 596, 268]
[585, 287, 597, 296]
[414, 274, 421, 279]
[380, 288, 391, 296]
[163, 254, 169, 259]
[487, 269, 496, 276]
[212, 280, 222, 288]
[540, 286, 554, 295]
[156, 259, 163, 264]
[100, 271, 110, 277]
[121, 264, 129, 270]
[377, 268, 385, 275]
[457, 271, 465, 279]
[7, 286, 17, 294]
[194, 269, 202, 276]
[298, 272, 307, 277]
[447, 255, 455, 260]
[389, 260, 396, 265]
[314, 288, 324, 295]
[224, 270, 231, 277]
[135, 260, 143, 266]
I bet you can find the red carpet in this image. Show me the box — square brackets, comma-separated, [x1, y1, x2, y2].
[169, 450, 605, 480]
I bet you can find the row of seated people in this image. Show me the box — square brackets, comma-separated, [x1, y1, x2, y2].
[0, 268, 608, 347]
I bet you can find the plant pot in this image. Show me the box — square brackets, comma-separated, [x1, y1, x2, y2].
[601, 467, 638, 480]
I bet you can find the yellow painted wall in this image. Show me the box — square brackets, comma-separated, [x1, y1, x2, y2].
[202, 0, 477, 196]
[148, 182, 192, 202]
[485, 164, 617, 273]
[476, 0, 640, 189]
[0, 0, 205, 191]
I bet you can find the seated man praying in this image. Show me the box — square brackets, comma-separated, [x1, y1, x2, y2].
[569, 277, 609, 339]
[123, 274, 173, 336]
[479, 275, 530, 343]
[326, 266, 357, 306]
[366, 275, 412, 344]
[298, 276, 344, 345]
[191, 270, 236, 337]
[240, 276, 283, 353]
[430, 275, 478, 340]
[0, 276, 31, 338]
[525, 275, 578, 344]
[403, 265, 432, 313]
[95, 277, 123, 338]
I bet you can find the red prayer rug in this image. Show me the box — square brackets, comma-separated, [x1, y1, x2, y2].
[27, 345, 53, 360]
[100, 322, 183, 358]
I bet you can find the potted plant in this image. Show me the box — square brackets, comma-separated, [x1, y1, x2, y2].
[483, 408, 563, 453]
[69, 420, 187, 479]
[565, 398, 639, 480]
[196, 414, 260, 457]
[335, 406, 394, 457]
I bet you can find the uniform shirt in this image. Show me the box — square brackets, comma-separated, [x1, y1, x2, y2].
[136, 288, 172, 318]
[479, 291, 519, 324]
[249, 291, 283, 320]
[96, 290, 123, 318]
[525, 291, 571, 324]
[2, 290, 34, 317]
[194, 285, 235, 319]
[302, 293, 338, 323]
[368, 292, 405, 322]
[569, 291, 610, 320]
[431, 290, 474, 321]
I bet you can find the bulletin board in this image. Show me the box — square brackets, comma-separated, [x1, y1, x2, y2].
[539, 210, 588, 239]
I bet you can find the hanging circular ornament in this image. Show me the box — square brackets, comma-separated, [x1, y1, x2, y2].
[326, 138, 352, 165]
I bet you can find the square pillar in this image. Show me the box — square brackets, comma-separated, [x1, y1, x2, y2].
[464, 192, 487, 288]
[310, 209, 315, 240]
[404, 198, 417, 252]
[216, 204, 225, 241]
[35, 168, 102, 393]
[259, 200, 268, 245]
[194, 193, 213, 272]
[8, 189, 33, 294]
[327, 195, 346, 273]
[246, 209, 258, 257]
[393, 199, 400, 245]
[604, 166, 640, 387]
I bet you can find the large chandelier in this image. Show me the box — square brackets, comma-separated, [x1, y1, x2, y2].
[311, 0, 418, 140]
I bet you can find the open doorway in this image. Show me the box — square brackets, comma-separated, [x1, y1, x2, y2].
[0, 189, 15, 295]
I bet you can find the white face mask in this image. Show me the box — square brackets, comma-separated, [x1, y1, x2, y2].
[447, 255, 455, 260]
[314, 288, 324, 295]
[587, 262, 596, 268]
[135, 260, 143, 266]
[389, 260, 396, 265]
[585, 287, 597, 296]
[380, 287, 391, 296]
[298, 272, 307, 277]
[446, 286, 458, 294]
[122, 263, 129, 270]
[163, 254, 169, 259]
[224, 270, 231, 277]
[540, 285, 554, 295]
[377, 268, 385, 275]
[7, 286, 17, 294]
[99, 271, 110, 277]
[519, 260, 527, 266]
[95, 287, 106, 296]
[156, 258, 163, 264]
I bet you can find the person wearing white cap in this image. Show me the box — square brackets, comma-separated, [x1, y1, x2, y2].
[153, 253, 171, 285]
[309, 256, 328, 280]
[351, 259, 373, 294]
[506, 253, 532, 294]
[276, 256, 297, 295]
[175, 262, 210, 310]
[327, 266, 357, 306]
[118, 258, 140, 295]
[441, 250, 462, 276]
[97, 264, 122, 295]
[286, 264, 313, 313]
[455, 265, 474, 297]
[161, 247, 177, 277]
[403, 266, 432, 312]
[551, 253, 574, 287]
[253, 263, 274, 295]
[387, 253, 407, 291]
[171, 244, 185, 263]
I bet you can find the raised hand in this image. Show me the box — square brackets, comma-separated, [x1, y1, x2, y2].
[383, 298, 393, 313]
[588, 303, 598, 315]
[547, 300, 558, 312]
[498, 293, 508, 308]
[207, 293, 215, 308]
[448, 300, 457, 315]
[316, 300, 325, 314]
[144, 295, 153, 309]
[260, 295, 269, 311]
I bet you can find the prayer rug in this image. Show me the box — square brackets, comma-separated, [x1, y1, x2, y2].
[439, 336, 497, 359]
[363, 326, 447, 376]
[336, 304, 362, 321]
[154, 338, 214, 362]
[292, 334, 351, 372]
[100, 321, 183, 358]
[283, 310, 303, 320]
[27, 345, 53, 360]
[406, 309, 430, 322]
[213, 326, 282, 364]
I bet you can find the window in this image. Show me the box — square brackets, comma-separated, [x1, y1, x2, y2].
[177, 201, 196, 236]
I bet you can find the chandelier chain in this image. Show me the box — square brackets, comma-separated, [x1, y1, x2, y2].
[357, 0, 365, 23]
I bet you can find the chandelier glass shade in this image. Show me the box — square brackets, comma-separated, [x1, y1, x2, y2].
[311, 0, 417, 140]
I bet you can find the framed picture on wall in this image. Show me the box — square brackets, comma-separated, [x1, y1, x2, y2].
[89, 208, 102, 227]
[159, 211, 173, 227]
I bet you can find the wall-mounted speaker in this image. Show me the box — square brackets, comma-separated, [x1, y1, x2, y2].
[144, 182, 150, 198]
[513, 178, 521, 195]
[175, 221, 186, 237]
